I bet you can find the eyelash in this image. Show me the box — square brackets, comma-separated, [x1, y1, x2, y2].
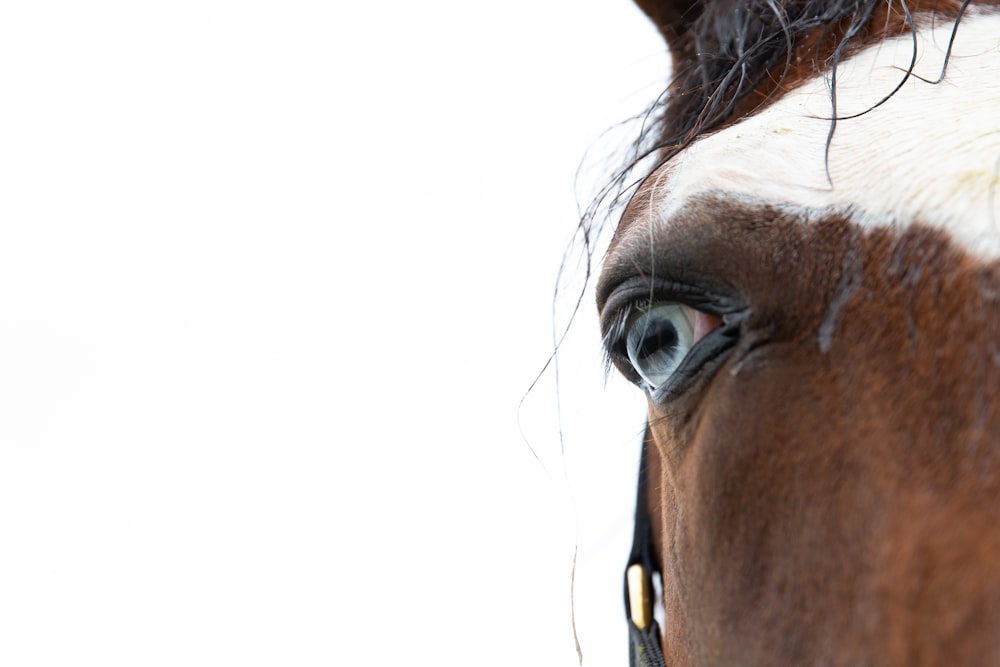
[602, 303, 637, 372]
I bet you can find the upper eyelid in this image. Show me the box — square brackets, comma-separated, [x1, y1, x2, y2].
[601, 279, 737, 324]
[601, 278, 695, 315]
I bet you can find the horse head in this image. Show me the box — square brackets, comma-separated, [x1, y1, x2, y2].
[597, 1, 1000, 663]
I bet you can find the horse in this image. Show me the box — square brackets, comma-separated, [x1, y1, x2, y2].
[594, 1, 1000, 664]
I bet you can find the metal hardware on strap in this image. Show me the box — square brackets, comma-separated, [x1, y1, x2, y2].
[626, 564, 652, 630]
[625, 426, 667, 667]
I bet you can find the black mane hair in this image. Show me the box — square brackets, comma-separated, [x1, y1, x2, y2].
[655, 0, 890, 159]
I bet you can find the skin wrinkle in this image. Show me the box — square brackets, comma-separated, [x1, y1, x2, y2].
[887, 235, 923, 358]
[817, 227, 864, 353]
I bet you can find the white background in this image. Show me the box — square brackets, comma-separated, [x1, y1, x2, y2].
[0, 2, 667, 664]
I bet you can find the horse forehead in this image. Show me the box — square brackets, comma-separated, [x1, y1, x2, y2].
[632, 10, 1000, 257]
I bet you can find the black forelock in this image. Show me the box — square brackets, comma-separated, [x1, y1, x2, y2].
[657, 0, 883, 157]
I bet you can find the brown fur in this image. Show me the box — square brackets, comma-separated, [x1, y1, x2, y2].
[600, 192, 1000, 663]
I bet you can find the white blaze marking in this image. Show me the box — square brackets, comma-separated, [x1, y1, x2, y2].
[648, 10, 1000, 257]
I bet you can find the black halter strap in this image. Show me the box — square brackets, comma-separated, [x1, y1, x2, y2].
[625, 425, 667, 667]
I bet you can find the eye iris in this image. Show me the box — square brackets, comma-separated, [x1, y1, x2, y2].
[625, 304, 695, 390]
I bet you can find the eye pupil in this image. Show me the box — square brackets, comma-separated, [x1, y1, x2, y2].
[637, 322, 678, 361]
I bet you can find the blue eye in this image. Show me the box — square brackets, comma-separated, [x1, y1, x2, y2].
[625, 304, 695, 390]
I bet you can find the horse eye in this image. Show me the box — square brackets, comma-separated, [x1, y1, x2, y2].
[625, 304, 695, 389]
